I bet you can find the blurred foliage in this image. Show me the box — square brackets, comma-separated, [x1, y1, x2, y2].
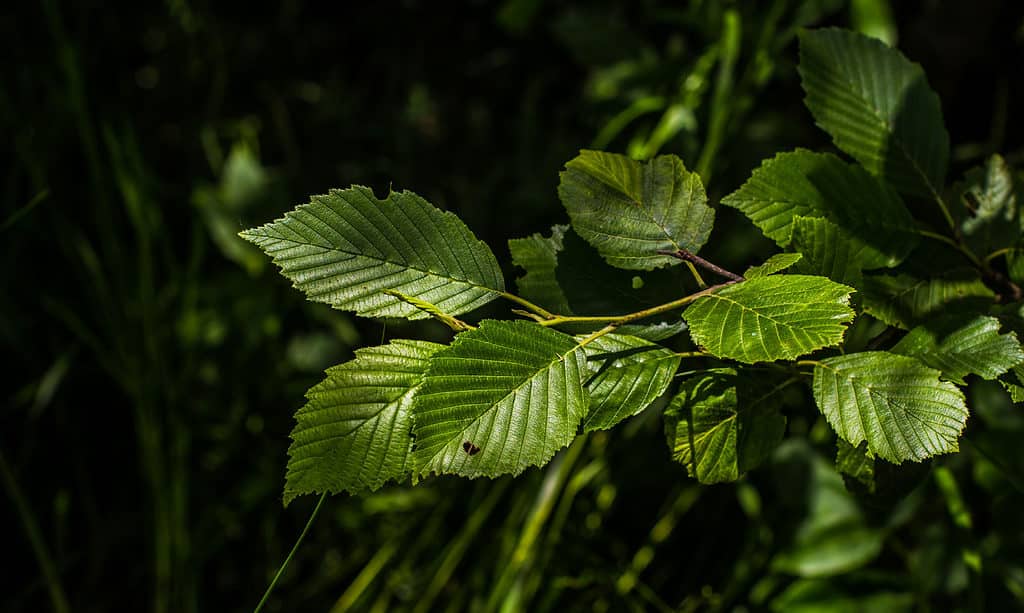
[2, 1, 1024, 612]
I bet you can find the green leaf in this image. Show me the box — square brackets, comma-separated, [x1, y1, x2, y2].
[412, 320, 588, 478]
[955, 154, 1020, 253]
[508, 225, 573, 315]
[285, 339, 442, 503]
[721, 150, 916, 268]
[789, 216, 865, 287]
[241, 186, 504, 320]
[836, 439, 875, 492]
[558, 150, 714, 270]
[664, 370, 787, 484]
[579, 334, 680, 432]
[812, 352, 968, 463]
[744, 253, 803, 279]
[891, 315, 1024, 384]
[683, 275, 855, 364]
[798, 28, 949, 198]
[860, 271, 995, 330]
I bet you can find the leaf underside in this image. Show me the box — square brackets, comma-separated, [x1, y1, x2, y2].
[813, 352, 968, 463]
[558, 150, 714, 270]
[683, 275, 855, 364]
[412, 320, 588, 478]
[241, 186, 504, 320]
[799, 28, 949, 198]
[285, 339, 442, 503]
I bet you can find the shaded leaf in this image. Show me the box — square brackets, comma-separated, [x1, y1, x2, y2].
[508, 224, 573, 315]
[683, 275, 855, 364]
[790, 216, 865, 287]
[412, 321, 588, 478]
[286, 340, 442, 503]
[744, 253, 803, 279]
[955, 154, 1020, 253]
[580, 334, 680, 431]
[558, 150, 714, 270]
[664, 370, 787, 484]
[891, 315, 1024, 384]
[556, 229, 689, 340]
[860, 271, 994, 330]
[721, 149, 916, 268]
[241, 186, 504, 319]
[836, 438, 875, 493]
[799, 28, 949, 198]
[813, 352, 968, 463]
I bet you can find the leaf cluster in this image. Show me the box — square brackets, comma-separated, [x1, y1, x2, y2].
[243, 28, 1024, 504]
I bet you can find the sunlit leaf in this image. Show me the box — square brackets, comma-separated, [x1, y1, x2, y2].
[813, 352, 968, 463]
[241, 186, 504, 319]
[580, 333, 680, 431]
[799, 28, 949, 198]
[285, 339, 442, 503]
[412, 321, 587, 478]
[721, 150, 916, 268]
[558, 150, 714, 270]
[683, 275, 854, 363]
[744, 253, 803, 279]
[891, 315, 1024, 384]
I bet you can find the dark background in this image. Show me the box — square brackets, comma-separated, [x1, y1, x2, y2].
[4, 1, 1024, 612]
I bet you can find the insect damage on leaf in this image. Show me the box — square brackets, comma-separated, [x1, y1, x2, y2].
[462, 441, 481, 456]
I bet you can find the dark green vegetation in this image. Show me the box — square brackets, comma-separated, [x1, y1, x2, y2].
[5, 2, 1024, 612]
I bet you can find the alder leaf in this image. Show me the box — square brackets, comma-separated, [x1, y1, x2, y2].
[836, 439, 876, 493]
[721, 149, 916, 268]
[241, 186, 504, 320]
[799, 28, 949, 198]
[285, 339, 442, 504]
[860, 271, 994, 330]
[789, 216, 865, 288]
[664, 369, 787, 484]
[891, 315, 1024, 384]
[812, 352, 968, 463]
[558, 150, 714, 270]
[579, 334, 680, 432]
[412, 320, 588, 478]
[744, 253, 803, 279]
[954, 154, 1021, 254]
[683, 275, 855, 364]
[508, 224, 573, 315]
